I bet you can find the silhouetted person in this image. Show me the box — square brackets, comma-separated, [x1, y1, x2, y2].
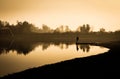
[76, 36, 79, 43]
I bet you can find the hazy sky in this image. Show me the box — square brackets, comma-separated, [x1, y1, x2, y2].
[0, 0, 120, 31]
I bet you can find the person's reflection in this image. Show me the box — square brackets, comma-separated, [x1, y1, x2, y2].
[76, 44, 90, 52]
[76, 43, 79, 51]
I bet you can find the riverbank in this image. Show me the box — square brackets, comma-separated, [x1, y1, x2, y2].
[1, 41, 120, 79]
[0, 32, 119, 43]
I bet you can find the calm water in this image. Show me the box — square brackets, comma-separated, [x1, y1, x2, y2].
[0, 43, 109, 77]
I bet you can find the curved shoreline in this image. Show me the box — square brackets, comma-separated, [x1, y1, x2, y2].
[1, 41, 120, 78]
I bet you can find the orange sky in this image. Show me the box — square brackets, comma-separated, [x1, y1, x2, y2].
[0, 0, 120, 31]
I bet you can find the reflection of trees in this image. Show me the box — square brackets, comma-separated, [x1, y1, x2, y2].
[80, 44, 90, 52]
[0, 39, 91, 55]
[0, 39, 72, 55]
[0, 39, 38, 55]
[76, 44, 90, 52]
[80, 24, 90, 33]
[59, 43, 69, 49]
[42, 43, 50, 51]
[53, 43, 69, 49]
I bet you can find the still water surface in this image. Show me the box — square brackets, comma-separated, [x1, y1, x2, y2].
[0, 43, 109, 76]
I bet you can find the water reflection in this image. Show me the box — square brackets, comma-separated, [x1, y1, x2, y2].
[76, 44, 90, 52]
[42, 43, 50, 51]
[0, 39, 37, 55]
[0, 40, 92, 55]
[0, 39, 109, 55]
[0, 39, 93, 55]
[0, 39, 109, 77]
[0, 39, 73, 55]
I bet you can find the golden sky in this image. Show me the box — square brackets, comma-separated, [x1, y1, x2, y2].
[0, 0, 120, 31]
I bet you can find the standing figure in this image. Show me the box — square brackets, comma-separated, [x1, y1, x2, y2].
[76, 36, 79, 44]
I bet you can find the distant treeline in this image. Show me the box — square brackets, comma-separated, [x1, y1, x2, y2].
[0, 20, 120, 36]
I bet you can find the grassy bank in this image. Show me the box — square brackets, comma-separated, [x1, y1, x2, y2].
[0, 33, 119, 43]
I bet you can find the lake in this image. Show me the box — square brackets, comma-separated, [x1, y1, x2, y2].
[0, 43, 109, 77]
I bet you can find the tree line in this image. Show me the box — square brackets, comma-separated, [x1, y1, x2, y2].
[0, 20, 120, 36]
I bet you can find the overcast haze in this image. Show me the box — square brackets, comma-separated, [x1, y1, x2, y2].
[0, 0, 120, 31]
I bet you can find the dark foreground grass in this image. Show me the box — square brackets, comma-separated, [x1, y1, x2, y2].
[0, 41, 120, 79]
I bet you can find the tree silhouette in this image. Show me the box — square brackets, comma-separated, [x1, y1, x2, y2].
[65, 25, 71, 32]
[80, 24, 90, 33]
[54, 25, 64, 33]
[42, 24, 51, 33]
[100, 28, 105, 33]
[0, 20, 120, 35]
[86, 24, 90, 32]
